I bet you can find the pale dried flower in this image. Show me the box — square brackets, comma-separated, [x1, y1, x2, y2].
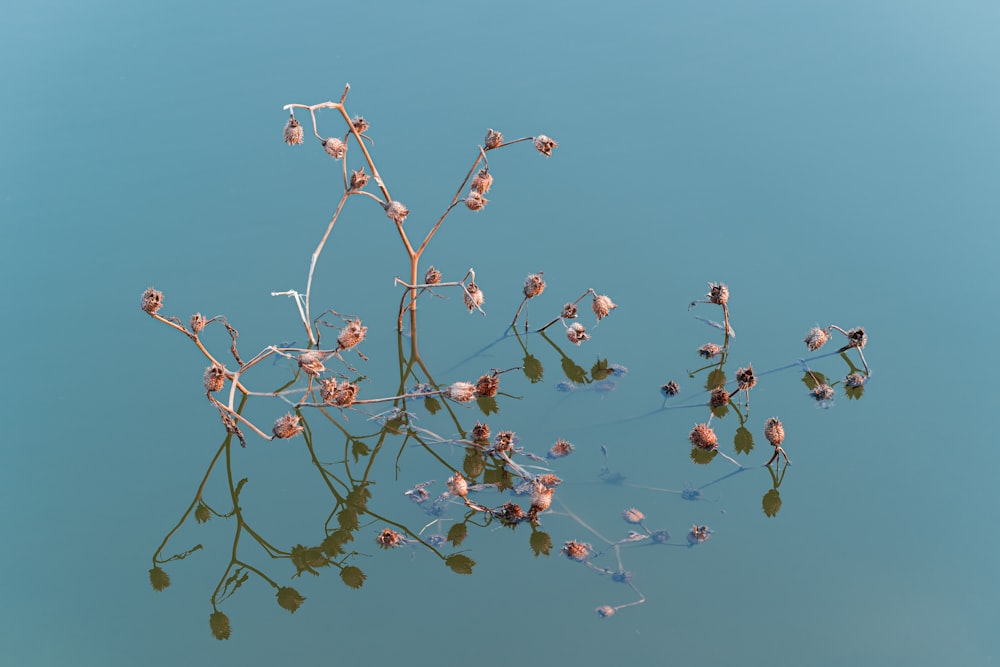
[689, 423, 718, 451]
[349, 167, 370, 190]
[484, 128, 503, 149]
[445, 381, 476, 402]
[464, 282, 484, 312]
[283, 116, 304, 145]
[707, 282, 729, 305]
[661, 380, 680, 396]
[190, 312, 207, 334]
[561, 540, 592, 562]
[272, 413, 304, 439]
[566, 322, 589, 345]
[337, 319, 367, 351]
[844, 327, 867, 349]
[523, 273, 546, 299]
[474, 373, 499, 398]
[471, 168, 493, 194]
[385, 200, 409, 224]
[464, 191, 488, 211]
[204, 364, 226, 393]
[698, 343, 723, 359]
[561, 302, 578, 319]
[546, 439, 574, 459]
[493, 430, 515, 452]
[592, 294, 617, 321]
[140, 287, 163, 315]
[424, 266, 441, 285]
[533, 134, 558, 157]
[471, 421, 490, 442]
[764, 417, 785, 446]
[446, 472, 469, 498]
[298, 351, 326, 377]
[351, 116, 369, 134]
[622, 507, 645, 525]
[736, 364, 757, 391]
[529, 483, 553, 513]
[804, 327, 829, 351]
[322, 137, 347, 159]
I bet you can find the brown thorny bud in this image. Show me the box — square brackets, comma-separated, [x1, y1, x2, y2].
[337, 319, 368, 351]
[622, 507, 645, 525]
[190, 312, 207, 334]
[376, 528, 402, 549]
[385, 200, 409, 224]
[298, 351, 326, 377]
[484, 128, 503, 149]
[536, 473, 562, 488]
[140, 287, 163, 315]
[764, 417, 785, 447]
[661, 380, 680, 396]
[592, 294, 617, 321]
[811, 384, 835, 401]
[283, 116, 304, 146]
[533, 134, 558, 157]
[547, 439, 574, 459]
[474, 373, 499, 398]
[698, 343, 723, 359]
[446, 472, 469, 498]
[471, 421, 490, 442]
[424, 265, 442, 285]
[844, 327, 867, 349]
[464, 191, 488, 211]
[561, 540, 592, 562]
[530, 482, 554, 513]
[351, 116, 369, 134]
[464, 282, 484, 312]
[204, 364, 226, 393]
[445, 381, 476, 402]
[471, 168, 493, 194]
[349, 168, 370, 190]
[523, 273, 546, 299]
[566, 322, 589, 345]
[709, 386, 730, 408]
[561, 302, 579, 319]
[689, 423, 719, 451]
[322, 136, 347, 159]
[493, 430, 515, 452]
[320, 378, 358, 408]
[707, 282, 729, 305]
[804, 327, 830, 351]
[272, 413, 304, 439]
[736, 364, 757, 391]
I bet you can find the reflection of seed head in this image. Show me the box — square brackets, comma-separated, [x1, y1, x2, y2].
[811, 384, 835, 402]
[622, 507, 645, 524]
[547, 438, 574, 459]
[596, 605, 616, 618]
[561, 540, 592, 562]
[698, 343, 722, 359]
[376, 528, 402, 549]
[845, 373, 866, 387]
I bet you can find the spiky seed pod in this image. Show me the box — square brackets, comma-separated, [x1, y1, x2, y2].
[709, 386, 730, 408]
[424, 265, 441, 285]
[707, 282, 729, 305]
[689, 423, 719, 451]
[332, 381, 358, 408]
[804, 327, 830, 351]
[811, 384, 835, 401]
[845, 327, 867, 349]
[622, 507, 645, 525]
[530, 483, 553, 513]
[493, 430, 515, 452]
[322, 137, 347, 159]
[471, 421, 490, 442]
[464, 282, 484, 312]
[698, 343, 723, 359]
[446, 472, 469, 498]
[385, 200, 409, 224]
[845, 373, 866, 387]
[337, 319, 367, 351]
[736, 364, 757, 391]
[474, 373, 499, 397]
[375, 528, 402, 549]
[204, 364, 226, 393]
[351, 116, 369, 134]
[523, 273, 546, 299]
[471, 168, 493, 194]
[536, 473, 563, 488]
[298, 352, 325, 377]
[592, 294, 617, 321]
[566, 322, 590, 345]
[445, 381, 476, 402]
[272, 413, 304, 439]
[547, 439, 574, 459]
[140, 287, 163, 314]
[561, 540, 592, 562]
[764, 417, 785, 446]
[190, 312, 207, 334]
[661, 380, 680, 396]
[349, 168, 370, 190]
[464, 191, 488, 211]
[283, 116, 304, 145]
[484, 128, 503, 149]
[209, 611, 231, 640]
[596, 605, 616, 618]
[499, 502, 525, 524]
[561, 302, 579, 319]
[319, 378, 338, 405]
[533, 134, 558, 157]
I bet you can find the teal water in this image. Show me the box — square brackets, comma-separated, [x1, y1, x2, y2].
[3, 1, 998, 665]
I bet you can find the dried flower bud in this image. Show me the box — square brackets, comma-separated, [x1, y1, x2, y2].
[272, 413, 304, 439]
[484, 128, 503, 149]
[736, 364, 756, 391]
[209, 611, 231, 640]
[844, 327, 867, 349]
[376, 528, 403, 549]
[445, 381, 476, 402]
[464, 191, 488, 211]
[689, 423, 718, 451]
[447, 472, 469, 498]
[547, 439, 574, 459]
[204, 364, 226, 393]
[464, 282, 484, 312]
[424, 265, 441, 285]
[845, 373, 866, 387]
[140, 287, 163, 315]
[596, 605, 616, 618]
[561, 302, 578, 319]
[804, 327, 829, 351]
[349, 167, 370, 190]
[385, 200, 409, 224]
[337, 319, 367, 351]
[709, 386, 730, 408]
[322, 137, 347, 159]
[351, 116, 369, 134]
[523, 273, 546, 299]
[561, 540, 592, 562]
[190, 312, 207, 334]
[592, 294, 617, 321]
[661, 380, 680, 396]
[283, 116, 304, 146]
[530, 483, 553, 513]
[470, 421, 490, 442]
[474, 373, 499, 398]
[533, 134, 558, 157]
[471, 168, 493, 194]
[622, 507, 645, 525]
[493, 430, 515, 452]
[707, 282, 729, 305]
[566, 322, 589, 345]
[298, 351, 326, 377]
[764, 417, 785, 446]
[698, 343, 723, 359]
[810, 384, 834, 402]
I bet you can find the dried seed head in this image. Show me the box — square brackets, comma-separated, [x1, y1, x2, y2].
[351, 116, 369, 134]
[471, 168, 493, 194]
[474, 373, 499, 398]
[376, 528, 402, 549]
[736, 364, 757, 391]
[845, 373, 866, 387]
[445, 381, 476, 402]
[283, 116, 304, 145]
[547, 439, 574, 459]
[190, 312, 207, 334]
[566, 322, 590, 345]
[845, 327, 867, 349]
[596, 605, 616, 619]
[709, 386, 730, 408]
[764, 417, 785, 446]
[536, 473, 562, 488]
[471, 421, 490, 442]
[298, 351, 326, 377]
[622, 507, 645, 525]
[493, 430, 515, 452]
[349, 167, 370, 190]
[533, 134, 558, 157]
[661, 380, 680, 396]
[689, 423, 719, 451]
[385, 200, 409, 224]
[464, 282, 484, 312]
[424, 265, 442, 285]
[464, 191, 488, 211]
[140, 287, 163, 315]
[204, 364, 226, 393]
[592, 294, 617, 321]
[804, 327, 829, 351]
[561, 540, 592, 562]
[523, 273, 546, 299]
[499, 502, 526, 524]
[530, 483, 553, 513]
[484, 128, 503, 149]
[272, 413, 304, 439]
[446, 472, 469, 498]
[561, 302, 579, 319]
[319, 378, 338, 404]
[707, 282, 729, 305]
[337, 319, 368, 351]
[322, 136, 347, 159]
[810, 383, 835, 402]
[698, 343, 723, 359]
[332, 381, 358, 408]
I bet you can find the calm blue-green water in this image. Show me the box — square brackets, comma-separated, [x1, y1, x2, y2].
[3, 1, 998, 665]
